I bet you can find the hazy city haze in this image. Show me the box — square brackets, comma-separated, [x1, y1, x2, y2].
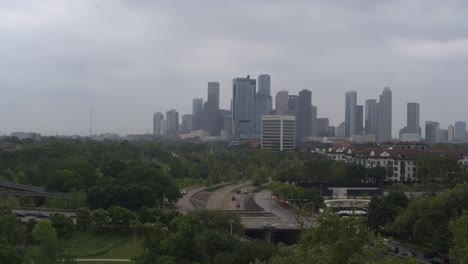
[1, 0, 468, 135]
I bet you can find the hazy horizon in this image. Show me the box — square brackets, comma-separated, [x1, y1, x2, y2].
[1, 1, 468, 136]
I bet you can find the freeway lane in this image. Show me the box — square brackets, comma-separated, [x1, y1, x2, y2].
[176, 187, 205, 214]
[205, 182, 249, 209]
[255, 189, 299, 225]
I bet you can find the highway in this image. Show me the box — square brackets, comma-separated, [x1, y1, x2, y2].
[176, 187, 205, 213]
[11, 208, 76, 223]
[205, 182, 248, 209]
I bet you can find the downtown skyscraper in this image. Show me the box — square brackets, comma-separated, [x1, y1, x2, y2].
[345, 91, 357, 137]
[201, 82, 221, 136]
[255, 74, 272, 133]
[275, 91, 289, 115]
[153, 112, 164, 136]
[296, 89, 312, 142]
[192, 98, 203, 131]
[454, 121, 467, 141]
[377, 87, 392, 143]
[425, 121, 440, 145]
[407, 102, 420, 135]
[165, 109, 179, 136]
[365, 99, 378, 135]
[232, 76, 256, 138]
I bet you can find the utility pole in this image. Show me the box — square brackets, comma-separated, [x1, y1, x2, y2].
[230, 219, 233, 235]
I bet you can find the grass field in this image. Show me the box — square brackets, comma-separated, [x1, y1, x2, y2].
[60, 230, 143, 259]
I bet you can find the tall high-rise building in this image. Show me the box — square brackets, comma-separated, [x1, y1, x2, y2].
[356, 105, 363, 135]
[311, 105, 318, 137]
[207, 82, 220, 109]
[201, 82, 221, 136]
[365, 99, 378, 135]
[192, 98, 203, 130]
[255, 75, 272, 133]
[219, 109, 232, 138]
[317, 118, 330, 137]
[377, 87, 392, 143]
[448, 125, 455, 142]
[288, 95, 299, 113]
[275, 91, 289, 115]
[153, 112, 164, 136]
[261, 115, 296, 151]
[181, 114, 193, 133]
[454, 121, 467, 141]
[160, 120, 167, 136]
[345, 91, 357, 137]
[296, 89, 312, 142]
[258, 74, 271, 95]
[232, 76, 256, 138]
[425, 121, 440, 145]
[407, 103, 420, 134]
[336, 122, 346, 137]
[439, 129, 449, 143]
[165, 109, 179, 136]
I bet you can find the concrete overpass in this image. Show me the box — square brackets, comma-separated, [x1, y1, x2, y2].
[177, 183, 303, 244]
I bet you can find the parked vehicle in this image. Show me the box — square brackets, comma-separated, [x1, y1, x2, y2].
[14, 211, 26, 217]
[37, 212, 49, 219]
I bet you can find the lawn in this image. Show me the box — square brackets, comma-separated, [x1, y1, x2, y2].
[60, 230, 143, 259]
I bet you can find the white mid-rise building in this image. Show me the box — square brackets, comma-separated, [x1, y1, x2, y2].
[400, 133, 421, 142]
[10, 132, 41, 140]
[261, 115, 295, 151]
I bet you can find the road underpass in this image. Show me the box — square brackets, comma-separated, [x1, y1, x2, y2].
[178, 183, 303, 244]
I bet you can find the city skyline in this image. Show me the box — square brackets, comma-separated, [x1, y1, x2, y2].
[1, 1, 468, 136]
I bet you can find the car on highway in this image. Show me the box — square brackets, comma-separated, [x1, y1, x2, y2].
[262, 222, 277, 230]
[243, 189, 249, 194]
[37, 212, 49, 219]
[14, 211, 26, 217]
[428, 257, 444, 264]
[387, 246, 399, 254]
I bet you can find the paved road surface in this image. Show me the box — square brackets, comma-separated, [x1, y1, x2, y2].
[239, 189, 302, 230]
[12, 208, 76, 223]
[76, 259, 131, 262]
[206, 182, 248, 209]
[176, 187, 205, 214]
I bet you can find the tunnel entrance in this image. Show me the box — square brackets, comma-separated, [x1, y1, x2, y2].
[245, 229, 301, 245]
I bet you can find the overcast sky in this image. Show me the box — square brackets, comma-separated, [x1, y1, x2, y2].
[1, 0, 467, 136]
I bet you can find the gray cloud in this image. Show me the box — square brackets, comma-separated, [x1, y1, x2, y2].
[1, 0, 467, 136]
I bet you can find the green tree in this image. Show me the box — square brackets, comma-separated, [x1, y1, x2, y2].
[0, 206, 26, 245]
[76, 207, 91, 230]
[272, 213, 373, 264]
[417, 156, 463, 193]
[449, 210, 468, 263]
[4, 196, 20, 207]
[0, 239, 22, 264]
[50, 213, 75, 238]
[367, 192, 409, 230]
[47, 169, 83, 192]
[92, 208, 111, 232]
[30, 220, 59, 264]
[108, 206, 136, 232]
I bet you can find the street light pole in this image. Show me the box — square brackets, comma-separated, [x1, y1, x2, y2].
[230, 220, 233, 235]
